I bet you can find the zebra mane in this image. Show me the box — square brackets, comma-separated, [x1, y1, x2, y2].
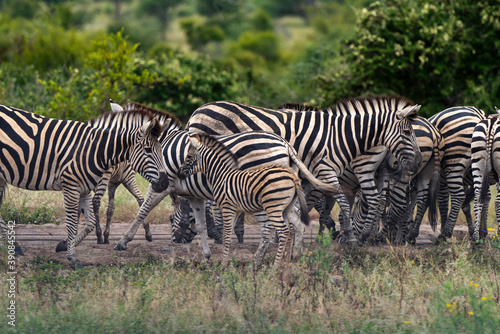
[90, 108, 165, 137]
[277, 103, 319, 111]
[196, 134, 238, 169]
[333, 95, 417, 119]
[123, 102, 182, 133]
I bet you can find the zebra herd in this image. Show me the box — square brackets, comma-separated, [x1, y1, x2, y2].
[0, 96, 498, 268]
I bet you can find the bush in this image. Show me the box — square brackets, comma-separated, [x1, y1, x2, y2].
[317, 0, 500, 117]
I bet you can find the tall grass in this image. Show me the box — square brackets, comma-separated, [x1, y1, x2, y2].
[1, 237, 499, 333]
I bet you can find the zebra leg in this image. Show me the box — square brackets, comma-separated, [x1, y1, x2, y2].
[115, 185, 167, 251]
[72, 193, 98, 248]
[57, 191, 92, 269]
[190, 198, 211, 260]
[92, 174, 110, 245]
[437, 173, 449, 232]
[103, 183, 118, 244]
[439, 178, 466, 241]
[463, 185, 475, 238]
[335, 193, 354, 243]
[253, 212, 272, 266]
[495, 183, 500, 236]
[234, 213, 245, 243]
[205, 202, 222, 243]
[220, 208, 238, 267]
[282, 197, 297, 264]
[121, 175, 148, 241]
[474, 188, 491, 240]
[171, 197, 193, 243]
[320, 196, 339, 239]
[272, 219, 291, 268]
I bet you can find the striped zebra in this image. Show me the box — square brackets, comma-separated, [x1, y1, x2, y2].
[429, 106, 487, 241]
[186, 97, 422, 242]
[177, 134, 312, 267]
[376, 116, 442, 244]
[0, 104, 169, 268]
[471, 111, 500, 240]
[115, 128, 340, 261]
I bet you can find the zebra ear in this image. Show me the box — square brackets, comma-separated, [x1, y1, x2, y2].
[109, 99, 124, 112]
[396, 104, 420, 120]
[139, 119, 157, 137]
[495, 106, 500, 114]
[188, 134, 202, 149]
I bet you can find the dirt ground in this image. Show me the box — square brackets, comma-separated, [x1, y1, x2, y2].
[12, 220, 469, 270]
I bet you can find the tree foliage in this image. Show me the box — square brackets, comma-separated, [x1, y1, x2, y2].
[317, 0, 500, 116]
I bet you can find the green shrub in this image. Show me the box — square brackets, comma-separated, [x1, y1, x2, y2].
[317, 0, 500, 117]
[1, 200, 58, 225]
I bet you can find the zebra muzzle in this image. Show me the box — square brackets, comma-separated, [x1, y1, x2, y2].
[151, 172, 169, 193]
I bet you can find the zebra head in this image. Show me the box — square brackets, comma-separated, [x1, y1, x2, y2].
[177, 135, 202, 180]
[129, 119, 170, 193]
[386, 104, 422, 174]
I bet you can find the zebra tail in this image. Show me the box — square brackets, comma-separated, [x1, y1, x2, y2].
[480, 123, 494, 203]
[428, 170, 439, 232]
[288, 147, 342, 197]
[295, 179, 310, 226]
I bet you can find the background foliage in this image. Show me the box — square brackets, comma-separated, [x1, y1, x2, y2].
[0, 0, 499, 121]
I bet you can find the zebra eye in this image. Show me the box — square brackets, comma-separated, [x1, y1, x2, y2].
[144, 147, 153, 154]
[403, 129, 411, 135]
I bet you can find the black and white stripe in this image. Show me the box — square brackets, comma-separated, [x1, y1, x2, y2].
[429, 106, 487, 240]
[177, 134, 311, 267]
[0, 104, 169, 268]
[187, 97, 422, 242]
[471, 112, 500, 240]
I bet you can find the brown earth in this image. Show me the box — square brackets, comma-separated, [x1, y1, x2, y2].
[11, 219, 470, 270]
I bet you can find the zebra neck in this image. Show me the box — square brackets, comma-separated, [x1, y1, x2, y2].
[100, 128, 133, 171]
[199, 150, 235, 187]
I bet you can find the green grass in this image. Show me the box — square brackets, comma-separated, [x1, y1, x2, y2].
[1, 239, 499, 333]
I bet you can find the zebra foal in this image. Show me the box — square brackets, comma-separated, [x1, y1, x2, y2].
[177, 134, 311, 267]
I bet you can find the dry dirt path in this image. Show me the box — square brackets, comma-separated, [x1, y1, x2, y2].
[12, 220, 469, 270]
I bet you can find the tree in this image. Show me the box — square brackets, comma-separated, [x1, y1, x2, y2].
[317, 0, 500, 116]
[137, 0, 182, 37]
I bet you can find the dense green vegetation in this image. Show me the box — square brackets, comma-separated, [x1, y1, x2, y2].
[1, 0, 498, 122]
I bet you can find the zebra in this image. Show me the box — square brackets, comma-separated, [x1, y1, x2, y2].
[177, 134, 313, 267]
[0, 104, 169, 268]
[429, 106, 487, 241]
[114, 128, 342, 261]
[471, 111, 500, 240]
[87, 101, 184, 244]
[372, 116, 442, 244]
[186, 97, 422, 242]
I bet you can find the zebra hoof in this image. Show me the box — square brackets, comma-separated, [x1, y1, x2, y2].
[96, 238, 105, 244]
[145, 235, 153, 242]
[14, 246, 25, 256]
[56, 240, 67, 252]
[237, 234, 244, 244]
[114, 242, 127, 251]
[103, 238, 110, 244]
